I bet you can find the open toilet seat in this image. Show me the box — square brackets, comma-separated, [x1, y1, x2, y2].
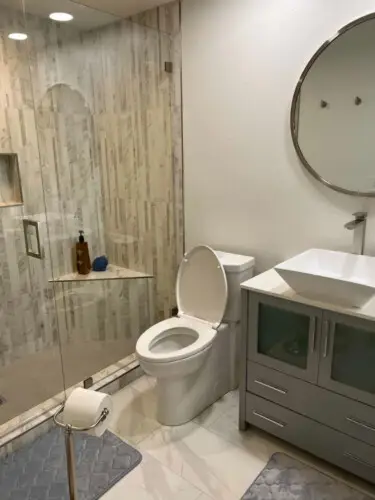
[136, 316, 216, 364]
[136, 245, 228, 368]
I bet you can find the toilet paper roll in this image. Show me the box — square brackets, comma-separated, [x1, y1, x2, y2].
[63, 388, 112, 437]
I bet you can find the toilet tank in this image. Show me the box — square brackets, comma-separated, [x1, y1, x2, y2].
[215, 251, 255, 323]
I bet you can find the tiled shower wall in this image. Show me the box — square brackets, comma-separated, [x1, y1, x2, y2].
[0, 1, 182, 426]
[93, 4, 183, 321]
[29, 1, 183, 320]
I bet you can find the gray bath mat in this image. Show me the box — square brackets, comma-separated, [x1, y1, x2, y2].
[242, 452, 372, 499]
[0, 427, 142, 500]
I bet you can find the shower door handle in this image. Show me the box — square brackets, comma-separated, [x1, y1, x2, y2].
[23, 219, 43, 259]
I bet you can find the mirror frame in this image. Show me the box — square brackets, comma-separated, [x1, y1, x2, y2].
[290, 12, 375, 197]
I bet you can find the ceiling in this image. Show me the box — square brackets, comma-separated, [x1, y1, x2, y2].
[72, 0, 174, 18]
[0, 0, 174, 30]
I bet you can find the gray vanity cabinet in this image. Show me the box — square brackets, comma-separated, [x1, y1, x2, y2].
[318, 310, 375, 408]
[241, 289, 375, 484]
[247, 293, 322, 383]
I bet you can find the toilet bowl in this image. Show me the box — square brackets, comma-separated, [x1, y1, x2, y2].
[136, 245, 255, 426]
[136, 316, 216, 378]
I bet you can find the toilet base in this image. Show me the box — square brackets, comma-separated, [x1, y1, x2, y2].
[157, 369, 209, 426]
[155, 323, 239, 426]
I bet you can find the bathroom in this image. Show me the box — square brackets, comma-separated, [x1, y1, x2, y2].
[2, 0, 375, 498]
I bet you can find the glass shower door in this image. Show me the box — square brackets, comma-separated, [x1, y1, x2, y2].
[26, 0, 182, 394]
[28, 1, 158, 394]
[0, 0, 182, 442]
[0, 0, 65, 439]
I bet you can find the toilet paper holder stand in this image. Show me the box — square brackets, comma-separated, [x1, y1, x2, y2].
[53, 403, 110, 500]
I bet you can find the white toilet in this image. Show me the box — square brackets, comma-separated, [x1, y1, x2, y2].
[136, 245, 254, 425]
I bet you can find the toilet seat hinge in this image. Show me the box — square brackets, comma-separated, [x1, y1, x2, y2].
[177, 313, 218, 329]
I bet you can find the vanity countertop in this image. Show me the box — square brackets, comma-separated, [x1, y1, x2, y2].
[241, 269, 375, 322]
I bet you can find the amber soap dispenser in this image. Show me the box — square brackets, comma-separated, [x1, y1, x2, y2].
[76, 230, 91, 275]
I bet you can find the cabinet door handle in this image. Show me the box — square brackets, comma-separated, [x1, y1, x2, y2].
[322, 320, 330, 358]
[310, 317, 316, 353]
[254, 379, 288, 395]
[346, 416, 375, 433]
[252, 410, 285, 428]
[344, 452, 375, 470]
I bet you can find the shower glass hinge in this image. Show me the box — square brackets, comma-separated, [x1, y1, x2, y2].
[164, 61, 173, 73]
[83, 377, 93, 389]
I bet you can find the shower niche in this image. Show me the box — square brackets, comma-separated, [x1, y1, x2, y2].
[0, 154, 23, 207]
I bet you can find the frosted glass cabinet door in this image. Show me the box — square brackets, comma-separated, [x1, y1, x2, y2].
[318, 311, 375, 407]
[247, 293, 321, 383]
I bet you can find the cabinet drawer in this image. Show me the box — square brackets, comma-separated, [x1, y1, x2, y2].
[247, 361, 316, 415]
[246, 393, 375, 484]
[247, 361, 375, 447]
[246, 393, 333, 461]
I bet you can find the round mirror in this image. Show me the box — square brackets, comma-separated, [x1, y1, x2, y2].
[291, 14, 375, 197]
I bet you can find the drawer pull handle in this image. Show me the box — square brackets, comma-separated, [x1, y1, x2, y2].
[252, 410, 285, 428]
[346, 416, 375, 433]
[344, 452, 375, 470]
[254, 379, 288, 395]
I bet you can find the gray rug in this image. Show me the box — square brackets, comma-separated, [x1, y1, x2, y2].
[0, 427, 142, 500]
[242, 453, 372, 499]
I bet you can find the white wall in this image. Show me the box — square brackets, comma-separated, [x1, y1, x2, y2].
[182, 0, 375, 272]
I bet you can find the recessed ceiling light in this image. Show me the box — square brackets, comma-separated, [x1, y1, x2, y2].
[8, 33, 28, 41]
[49, 12, 74, 22]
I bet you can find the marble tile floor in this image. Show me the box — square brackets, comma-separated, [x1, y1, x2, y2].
[104, 375, 375, 500]
[0, 340, 131, 426]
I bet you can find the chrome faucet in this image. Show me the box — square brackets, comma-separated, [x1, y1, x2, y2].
[344, 212, 367, 255]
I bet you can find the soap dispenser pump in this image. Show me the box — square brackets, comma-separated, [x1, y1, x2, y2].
[76, 230, 91, 275]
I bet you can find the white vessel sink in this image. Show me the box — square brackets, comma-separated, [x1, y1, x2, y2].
[275, 249, 375, 308]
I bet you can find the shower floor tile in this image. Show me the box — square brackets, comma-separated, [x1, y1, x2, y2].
[0, 340, 129, 427]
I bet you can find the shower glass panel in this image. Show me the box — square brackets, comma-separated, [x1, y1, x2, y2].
[26, 2, 150, 392]
[0, 0, 181, 443]
[0, 0, 65, 439]
[23, 0, 181, 395]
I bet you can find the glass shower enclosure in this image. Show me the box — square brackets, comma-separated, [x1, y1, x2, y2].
[0, 0, 181, 446]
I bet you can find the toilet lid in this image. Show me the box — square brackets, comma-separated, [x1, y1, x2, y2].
[176, 245, 228, 328]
